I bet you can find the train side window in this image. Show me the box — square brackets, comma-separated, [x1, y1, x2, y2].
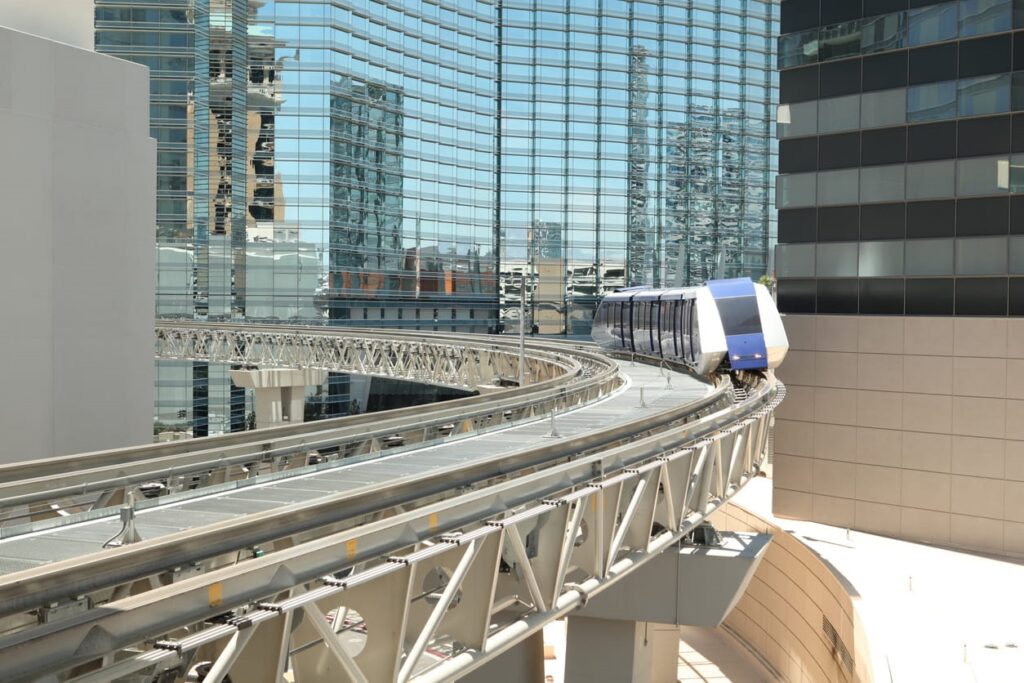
[649, 301, 656, 352]
[628, 298, 637, 352]
[680, 299, 686, 357]
[688, 299, 697, 362]
[656, 299, 664, 356]
[672, 299, 679, 357]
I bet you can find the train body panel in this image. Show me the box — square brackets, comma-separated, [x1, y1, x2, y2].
[591, 278, 788, 374]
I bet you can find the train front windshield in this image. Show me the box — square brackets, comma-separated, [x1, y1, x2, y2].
[714, 296, 761, 336]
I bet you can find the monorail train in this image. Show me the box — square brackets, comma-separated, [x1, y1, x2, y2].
[591, 278, 788, 375]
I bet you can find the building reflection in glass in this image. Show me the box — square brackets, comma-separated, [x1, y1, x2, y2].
[99, 0, 775, 436]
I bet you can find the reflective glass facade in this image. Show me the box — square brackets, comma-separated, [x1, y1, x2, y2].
[97, 0, 778, 435]
[776, 0, 1024, 317]
[499, 0, 778, 333]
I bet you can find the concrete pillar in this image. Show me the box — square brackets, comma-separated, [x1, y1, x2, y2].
[456, 631, 544, 683]
[564, 616, 678, 683]
[229, 368, 327, 429]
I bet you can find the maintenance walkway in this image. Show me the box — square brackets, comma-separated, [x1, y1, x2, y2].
[0, 360, 711, 575]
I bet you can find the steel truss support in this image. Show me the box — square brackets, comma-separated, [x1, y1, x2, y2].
[6, 383, 785, 683]
[155, 324, 580, 391]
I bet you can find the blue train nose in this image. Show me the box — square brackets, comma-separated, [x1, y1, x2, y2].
[725, 333, 768, 370]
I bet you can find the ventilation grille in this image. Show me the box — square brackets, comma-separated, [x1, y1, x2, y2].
[822, 615, 854, 675]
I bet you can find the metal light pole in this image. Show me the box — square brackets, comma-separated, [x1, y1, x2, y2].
[518, 268, 526, 386]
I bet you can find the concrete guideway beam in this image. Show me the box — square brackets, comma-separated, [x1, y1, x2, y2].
[564, 617, 681, 683]
[230, 367, 328, 428]
[574, 531, 772, 628]
[0, 379, 785, 682]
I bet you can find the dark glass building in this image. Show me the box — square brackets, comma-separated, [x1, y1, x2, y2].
[776, 0, 1024, 315]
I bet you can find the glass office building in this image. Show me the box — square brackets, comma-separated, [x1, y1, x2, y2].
[499, 0, 778, 333]
[96, 0, 778, 436]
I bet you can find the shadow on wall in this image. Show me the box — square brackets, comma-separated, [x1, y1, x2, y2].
[709, 502, 874, 683]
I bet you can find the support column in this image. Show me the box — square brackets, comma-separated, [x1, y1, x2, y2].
[229, 368, 328, 429]
[456, 631, 544, 683]
[564, 617, 678, 683]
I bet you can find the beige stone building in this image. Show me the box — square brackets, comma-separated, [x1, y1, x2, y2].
[773, 314, 1024, 558]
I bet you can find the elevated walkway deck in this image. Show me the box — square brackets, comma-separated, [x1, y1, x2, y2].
[0, 360, 711, 577]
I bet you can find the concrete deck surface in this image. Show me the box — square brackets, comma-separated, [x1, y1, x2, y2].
[541, 619, 777, 682]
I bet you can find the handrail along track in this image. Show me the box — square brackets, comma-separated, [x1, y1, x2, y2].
[0, 324, 784, 683]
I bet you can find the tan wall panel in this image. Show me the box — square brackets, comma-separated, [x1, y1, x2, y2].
[774, 488, 814, 519]
[903, 317, 953, 356]
[900, 507, 951, 545]
[816, 351, 858, 388]
[951, 357, 1006, 399]
[1007, 319, 1024, 358]
[780, 349, 816, 385]
[1006, 440, 1024, 481]
[857, 354, 903, 392]
[775, 419, 814, 458]
[855, 464, 900, 505]
[950, 436, 1004, 478]
[902, 355, 953, 395]
[1004, 520, 1024, 554]
[816, 316, 859, 353]
[773, 314, 1024, 557]
[902, 393, 953, 434]
[774, 453, 813, 492]
[854, 500, 901, 536]
[901, 431, 952, 472]
[784, 314, 817, 350]
[712, 502, 873, 683]
[815, 388, 858, 426]
[1005, 400, 1024, 441]
[813, 423, 857, 462]
[813, 460, 856, 498]
[951, 396, 1005, 439]
[950, 476, 1003, 519]
[1006, 360, 1024, 399]
[857, 316, 904, 354]
[949, 513, 1004, 552]
[953, 318, 1006, 358]
[900, 469, 950, 512]
[856, 427, 901, 466]
[812, 494, 855, 527]
[857, 390, 902, 430]
[776, 385, 815, 421]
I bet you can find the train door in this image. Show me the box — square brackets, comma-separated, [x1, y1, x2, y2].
[672, 299, 680, 357]
[653, 298, 661, 356]
[688, 298, 699, 363]
[622, 296, 630, 356]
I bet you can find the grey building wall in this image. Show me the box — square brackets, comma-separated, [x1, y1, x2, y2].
[0, 24, 155, 462]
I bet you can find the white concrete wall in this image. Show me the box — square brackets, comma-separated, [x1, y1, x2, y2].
[0, 0, 93, 49]
[0, 25, 155, 462]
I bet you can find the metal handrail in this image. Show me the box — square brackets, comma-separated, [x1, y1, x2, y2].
[0, 326, 621, 508]
[0, 373, 738, 619]
[0, 378, 783, 683]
